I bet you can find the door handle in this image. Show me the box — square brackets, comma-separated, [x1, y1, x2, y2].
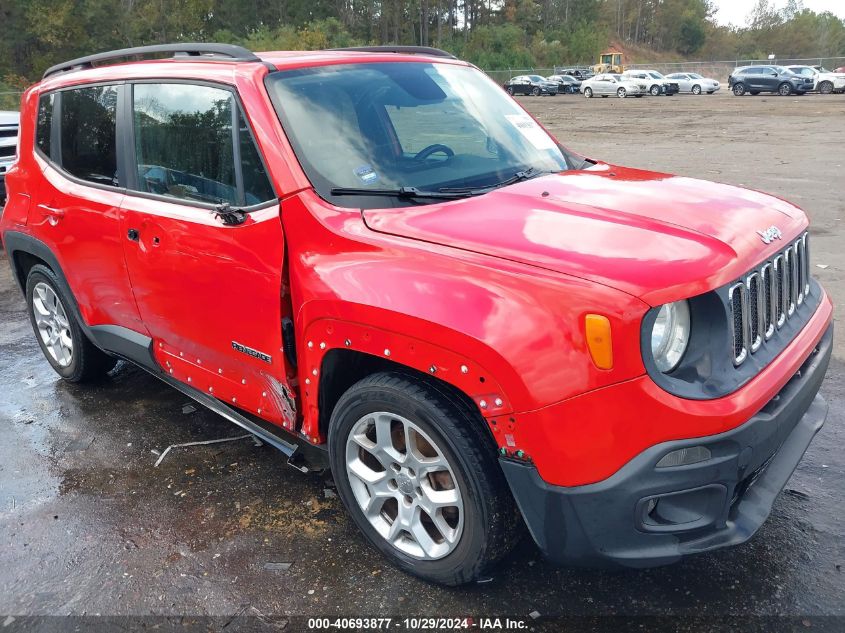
[127, 228, 139, 241]
[37, 204, 64, 218]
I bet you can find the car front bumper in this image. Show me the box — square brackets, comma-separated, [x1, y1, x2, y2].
[501, 322, 832, 568]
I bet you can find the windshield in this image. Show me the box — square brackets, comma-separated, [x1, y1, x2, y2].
[527, 75, 546, 82]
[265, 63, 570, 207]
[689, 73, 703, 79]
[649, 72, 664, 79]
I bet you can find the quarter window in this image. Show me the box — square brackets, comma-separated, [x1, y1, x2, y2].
[36, 93, 53, 158]
[60, 85, 119, 186]
[132, 83, 274, 207]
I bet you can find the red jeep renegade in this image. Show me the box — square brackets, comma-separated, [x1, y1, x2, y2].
[1, 43, 833, 585]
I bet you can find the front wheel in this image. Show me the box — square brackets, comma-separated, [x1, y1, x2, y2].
[778, 82, 792, 96]
[650, 85, 661, 96]
[617, 87, 627, 98]
[328, 372, 520, 586]
[25, 264, 117, 382]
[732, 83, 746, 96]
[692, 84, 702, 95]
[506, 86, 514, 96]
[584, 87, 593, 98]
[819, 81, 834, 95]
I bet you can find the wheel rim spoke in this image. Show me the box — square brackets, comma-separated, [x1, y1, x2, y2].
[345, 410, 464, 561]
[31, 282, 73, 366]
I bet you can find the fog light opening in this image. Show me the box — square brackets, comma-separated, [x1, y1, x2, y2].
[656, 445, 712, 468]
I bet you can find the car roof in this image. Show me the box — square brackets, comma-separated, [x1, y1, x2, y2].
[36, 44, 469, 92]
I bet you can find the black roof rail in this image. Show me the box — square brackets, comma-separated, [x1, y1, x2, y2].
[326, 46, 457, 60]
[42, 43, 263, 79]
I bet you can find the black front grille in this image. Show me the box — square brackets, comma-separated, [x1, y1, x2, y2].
[729, 233, 810, 366]
[0, 145, 14, 158]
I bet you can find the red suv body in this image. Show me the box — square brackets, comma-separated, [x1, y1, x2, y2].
[1, 44, 832, 585]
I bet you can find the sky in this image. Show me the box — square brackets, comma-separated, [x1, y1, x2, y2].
[711, 0, 845, 26]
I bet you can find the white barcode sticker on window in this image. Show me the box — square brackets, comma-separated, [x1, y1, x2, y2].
[505, 114, 556, 150]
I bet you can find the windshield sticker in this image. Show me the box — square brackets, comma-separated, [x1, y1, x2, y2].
[354, 165, 379, 185]
[504, 114, 557, 150]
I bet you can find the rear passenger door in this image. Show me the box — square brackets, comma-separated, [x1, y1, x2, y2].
[118, 81, 297, 428]
[31, 84, 147, 334]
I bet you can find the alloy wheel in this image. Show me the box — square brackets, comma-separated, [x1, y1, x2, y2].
[584, 87, 592, 98]
[345, 411, 464, 560]
[32, 282, 73, 367]
[650, 85, 660, 96]
[692, 84, 701, 95]
[778, 83, 792, 96]
[617, 87, 627, 98]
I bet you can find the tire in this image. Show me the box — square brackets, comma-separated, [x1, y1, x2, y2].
[819, 81, 834, 95]
[650, 84, 661, 96]
[328, 371, 521, 586]
[506, 86, 514, 96]
[692, 84, 702, 95]
[778, 82, 792, 96]
[531, 87, 541, 97]
[584, 87, 592, 98]
[617, 87, 627, 98]
[25, 264, 117, 382]
[732, 83, 746, 96]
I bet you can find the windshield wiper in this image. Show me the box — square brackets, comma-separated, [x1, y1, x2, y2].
[330, 186, 476, 200]
[439, 166, 551, 194]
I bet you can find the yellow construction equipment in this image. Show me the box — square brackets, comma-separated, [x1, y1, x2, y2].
[592, 51, 624, 74]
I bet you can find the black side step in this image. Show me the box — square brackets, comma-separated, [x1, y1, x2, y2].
[154, 370, 314, 472]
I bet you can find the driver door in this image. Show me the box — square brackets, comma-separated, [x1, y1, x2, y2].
[119, 80, 296, 427]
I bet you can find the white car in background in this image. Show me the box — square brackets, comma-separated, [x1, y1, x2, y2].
[665, 72, 721, 95]
[623, 69, 679, 96]
[786, 65, 845, 94]
[581, 73, 647, 98]
[1, 111, 21, 205]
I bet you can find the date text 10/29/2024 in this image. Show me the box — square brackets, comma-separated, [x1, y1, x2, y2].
[307, 617, 531, 630]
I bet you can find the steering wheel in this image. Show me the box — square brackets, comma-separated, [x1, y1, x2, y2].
[413, 144, 455, 162]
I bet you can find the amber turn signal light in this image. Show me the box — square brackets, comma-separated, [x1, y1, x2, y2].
[585, 314, 613, 370]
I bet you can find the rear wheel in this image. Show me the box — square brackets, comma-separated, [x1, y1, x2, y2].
[26, 265, 117, 382]
[506, 86, 514, 96]
[692, 84, 702, 95]
[584, 87, 593, 98]
[732, 83, 746, 96]
[778, 82, 792, 96]
[328, 372, 520, 586]
[819, 81, 834, 95]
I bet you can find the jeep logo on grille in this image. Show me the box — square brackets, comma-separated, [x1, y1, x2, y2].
[757, 226, 783, 244]
[231, 341, 272, 363]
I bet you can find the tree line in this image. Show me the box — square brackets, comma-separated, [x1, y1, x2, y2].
[1, 0, 844, 92]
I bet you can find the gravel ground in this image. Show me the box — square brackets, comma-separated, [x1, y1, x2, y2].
[0, 91, 843, 631]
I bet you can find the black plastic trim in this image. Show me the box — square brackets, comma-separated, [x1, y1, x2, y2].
[43, 43, 262, 79]
[327, 46, 457, 59]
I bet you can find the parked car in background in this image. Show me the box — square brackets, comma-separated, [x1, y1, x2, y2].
[547, 74, 581, 94]
[581, 73, 647, 98]
[556, 67, 594, 80]
[664, 72, 721, 94]
[786, 65, 845, 94]
[503, 75, 559, 96]
[0, 111, 20, 205]
[623, 69, 679, 96]
[728, 66, 813, 96]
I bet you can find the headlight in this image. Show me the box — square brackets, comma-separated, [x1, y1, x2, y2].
[650, 300, 691, 372]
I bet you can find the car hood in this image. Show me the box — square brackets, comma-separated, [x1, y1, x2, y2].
[362, 163, 808, 306]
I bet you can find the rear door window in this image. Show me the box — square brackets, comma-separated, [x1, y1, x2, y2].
[60, 85, 119, 186]
[36, 93, 54, 158]
[131, 83, 274, 207]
